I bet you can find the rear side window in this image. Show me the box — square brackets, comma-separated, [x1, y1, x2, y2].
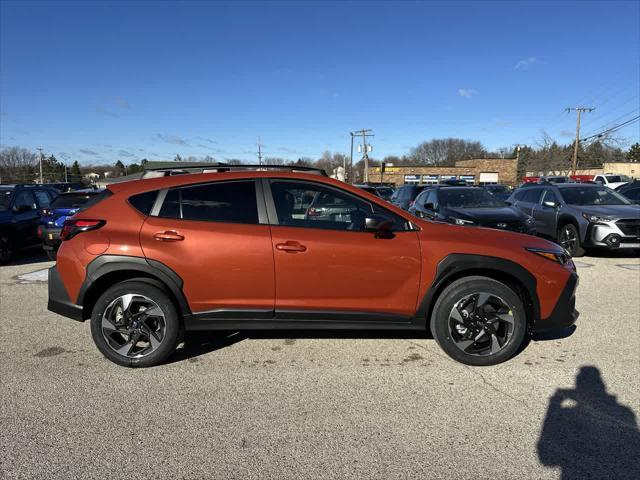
[158, 181, 259, 224]
[129, 191, 158, 216]
[34, 190, 53, 208]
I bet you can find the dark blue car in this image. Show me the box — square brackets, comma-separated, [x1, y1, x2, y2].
[39, 189, 103, 260]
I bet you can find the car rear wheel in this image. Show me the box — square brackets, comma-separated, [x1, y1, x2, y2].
[0, 235, 13, 265]
[90, 281, 180, 367]
[557, 223, 585, 257]
[430, 276, 527, 366]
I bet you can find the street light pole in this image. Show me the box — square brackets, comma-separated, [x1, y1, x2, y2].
[349, 133, 354, 183]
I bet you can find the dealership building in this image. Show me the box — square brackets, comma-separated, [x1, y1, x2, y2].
[367, 158, 519, 186]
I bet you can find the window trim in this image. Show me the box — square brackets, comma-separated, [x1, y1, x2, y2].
[263, 178, 412, 233]
[152, 179, 267, 225]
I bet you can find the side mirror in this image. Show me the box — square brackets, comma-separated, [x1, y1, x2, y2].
[543, 201, 558, 208]
[424, 202, 435, 211]
[504, 199, 513, 206]
[364, 215, 394, 238]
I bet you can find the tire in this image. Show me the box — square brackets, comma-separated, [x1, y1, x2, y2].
[557, 223, 585, 257]
[90, 281, 181, 367]
[0, 235, 13, 265]
[46, 249, 57, 261]
[430, 276, 527, 366]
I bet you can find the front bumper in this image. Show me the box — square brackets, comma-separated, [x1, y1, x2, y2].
[586, 220, 640, 249]
[532, 272, 579, 332]
[40, 227, 62, 250]
[47, 266, 84, 321]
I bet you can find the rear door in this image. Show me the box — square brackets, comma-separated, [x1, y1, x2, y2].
[265, 179, 421, 320]
[139, 179, 275, 315]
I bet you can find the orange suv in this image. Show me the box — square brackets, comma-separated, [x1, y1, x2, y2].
[48, 165, 578, 367]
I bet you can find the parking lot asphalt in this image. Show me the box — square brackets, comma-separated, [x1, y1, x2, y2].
[1, 250, 639, 479]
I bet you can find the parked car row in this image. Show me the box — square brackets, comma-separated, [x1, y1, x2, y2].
[0, 183, 98, 264]
[385, 178, 639, 257]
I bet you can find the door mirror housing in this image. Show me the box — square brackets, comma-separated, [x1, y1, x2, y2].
[364, 214, 394, 238]
[424, 202, 435, 211]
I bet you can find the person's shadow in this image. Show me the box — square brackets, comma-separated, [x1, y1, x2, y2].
[537, 366, 640, 479]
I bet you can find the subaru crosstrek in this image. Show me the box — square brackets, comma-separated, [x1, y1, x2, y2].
[48, 166, 579, 367]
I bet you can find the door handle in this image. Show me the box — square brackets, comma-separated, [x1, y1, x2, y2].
[276, 241, 307, 253]
[153, 231, 184, 242]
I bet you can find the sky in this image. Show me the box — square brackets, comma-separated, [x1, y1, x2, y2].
[1, 0, 639, 165]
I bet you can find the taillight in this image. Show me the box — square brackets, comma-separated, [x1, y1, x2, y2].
[37, 225, 44, 238]
[60, 219, 106, 241]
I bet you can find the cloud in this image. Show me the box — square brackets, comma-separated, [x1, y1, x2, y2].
[514, 57, 538, 70]
[560, 130, 574, 137]
[156, 133, 188, 145]
[277, 147, 298, 154]
[114, 97, 129, 109]
[96, 106, 119, 117]
[458, 88, 478, 98]
[118, 149, 135, 157]
[79, 149, 99, 156]
[58, 152, 71, 160]
[195, 136, 218, 144]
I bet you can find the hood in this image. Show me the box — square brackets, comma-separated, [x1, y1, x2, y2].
[443, 206, 526, 224]
[579, 205, 640, 219]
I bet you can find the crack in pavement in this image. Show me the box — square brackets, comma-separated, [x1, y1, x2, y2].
[407, 340, 533, 411]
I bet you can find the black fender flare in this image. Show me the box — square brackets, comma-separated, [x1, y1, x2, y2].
[77, 255, 191, 317]
[414, 253, 540, 327]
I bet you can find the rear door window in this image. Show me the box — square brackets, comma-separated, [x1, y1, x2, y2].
[34, 190, 52, 208]
[158, 181, 259, 224]
[523, 189, 543, 203]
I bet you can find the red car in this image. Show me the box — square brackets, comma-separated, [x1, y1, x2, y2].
[48, 165, 578, 367]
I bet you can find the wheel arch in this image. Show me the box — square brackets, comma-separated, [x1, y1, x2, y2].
[78, 255, 191, 321]
[415, 254, 540, 332]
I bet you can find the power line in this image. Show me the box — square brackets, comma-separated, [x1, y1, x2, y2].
[580, 115, 640, 143]
[581, 107, 640, 138]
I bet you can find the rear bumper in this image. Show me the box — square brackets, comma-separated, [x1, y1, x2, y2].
[532, 272, 579, 332]
[47, 266, 84, 322]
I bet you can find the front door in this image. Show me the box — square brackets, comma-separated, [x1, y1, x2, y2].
[140, 179, 274, 314]
[532, 189, 561, 237]
[265, 179, 422, 319]
[11, 190, 40, 244]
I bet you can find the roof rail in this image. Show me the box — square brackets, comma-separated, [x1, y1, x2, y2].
[142, 163, 327, 176]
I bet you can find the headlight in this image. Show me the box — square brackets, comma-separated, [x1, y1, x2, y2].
[582, 213, 614, 223]
[526, 247, 571, 265]
[451, 217, 474, 225]
[525, 215, 535, 225]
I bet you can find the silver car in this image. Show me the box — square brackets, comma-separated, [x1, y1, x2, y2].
[508, 183, 640, 256]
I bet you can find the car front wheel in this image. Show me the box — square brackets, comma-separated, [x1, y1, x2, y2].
[431, 276, 527, 366]
[90, 281, 180, 367]
[558, 223, 585, 257]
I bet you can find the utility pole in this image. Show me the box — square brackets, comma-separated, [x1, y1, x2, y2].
[351, 129, 374, 183]
[349, 133, 354, 183]
[566, 107, 595, 174]
[257, 137, 263, 166]
[37, 147, 44, 184]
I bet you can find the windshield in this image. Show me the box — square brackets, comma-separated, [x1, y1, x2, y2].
[558, 186, 631, 206]
[0, 189, 13, 210]
[605, 175, 631, 183]
[50, 193, 96, 209]
[440, 188, 504, 208]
